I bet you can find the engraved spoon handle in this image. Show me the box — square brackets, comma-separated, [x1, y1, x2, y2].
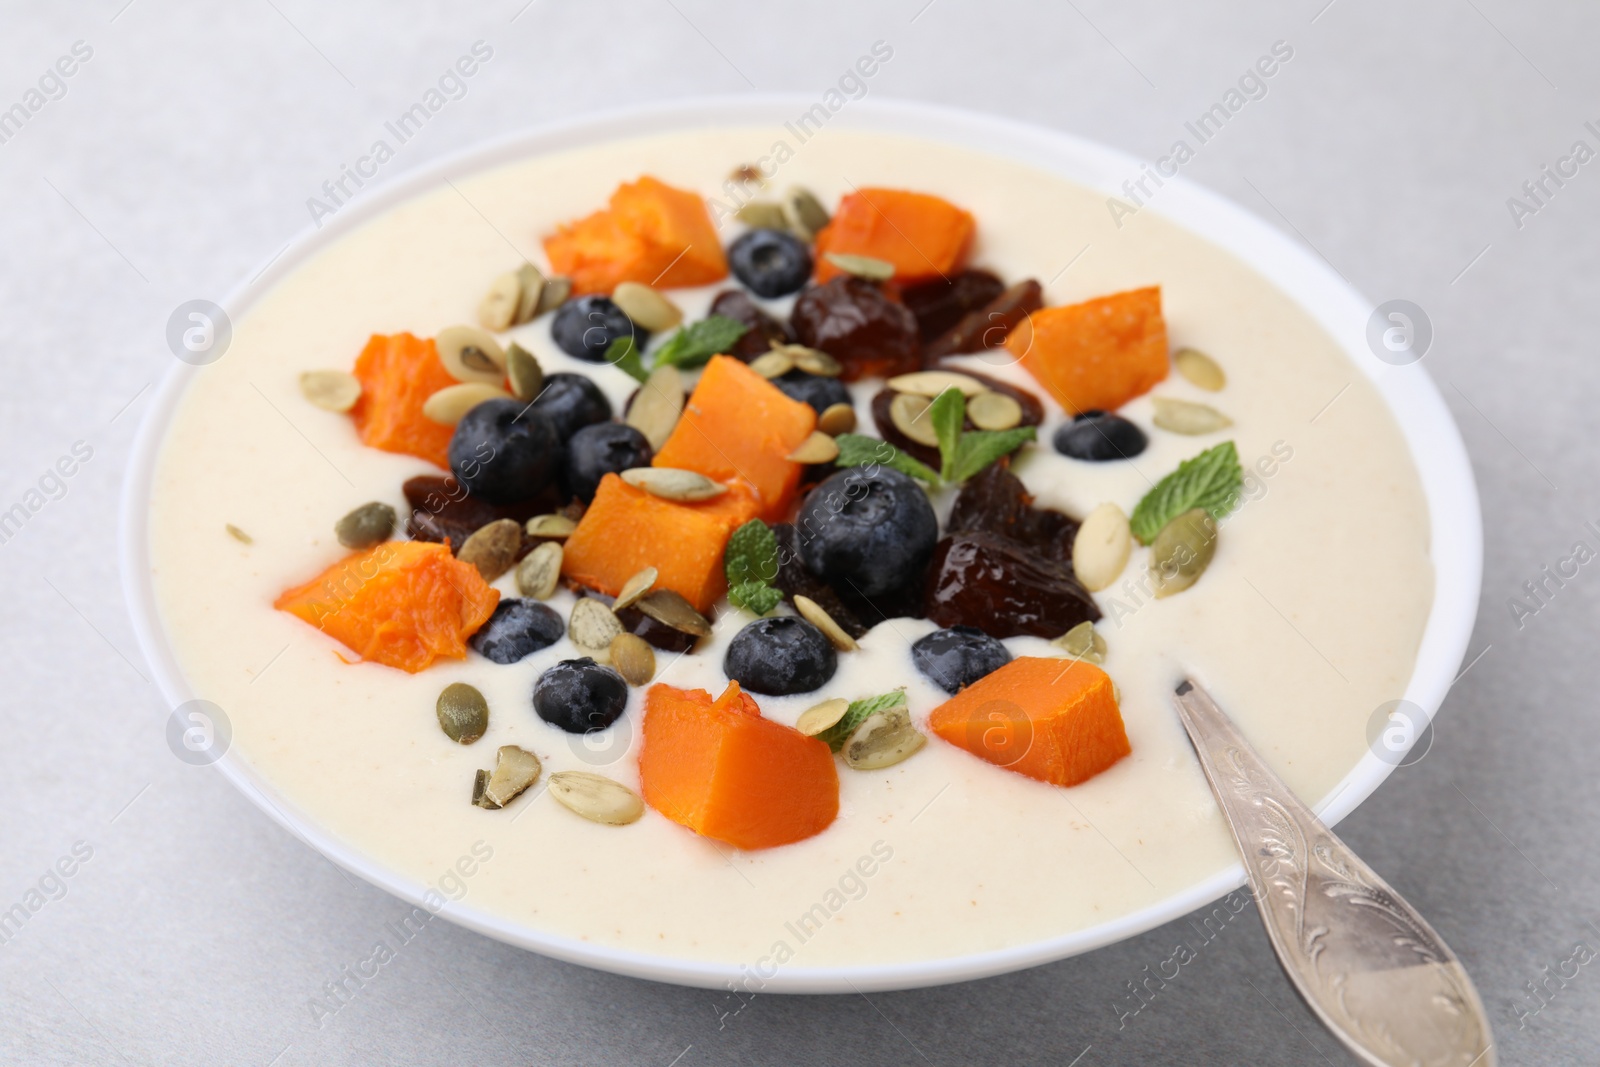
[1171, 679, 1495, 1067]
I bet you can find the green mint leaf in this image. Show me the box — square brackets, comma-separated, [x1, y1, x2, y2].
[728, 581, 783, 616]
[1129, 440, 1244, 544]
[929, 388, 966, 481]
[949, 426, 1037, 483]
[725, 519, 779, 588]
[653, 314, 749, 369]
[833, 433, 941, 486]
[603, 335, 649, 383]
[817, 689, 907, 752]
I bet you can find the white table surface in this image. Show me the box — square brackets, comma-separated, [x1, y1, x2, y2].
[3, 1, 1597, 1062]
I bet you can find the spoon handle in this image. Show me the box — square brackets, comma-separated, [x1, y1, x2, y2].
[1171, 679, 1495, 1067]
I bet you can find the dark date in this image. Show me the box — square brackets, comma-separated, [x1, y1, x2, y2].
[923, 531, 1100, 639]
[790, 276, 921, 381]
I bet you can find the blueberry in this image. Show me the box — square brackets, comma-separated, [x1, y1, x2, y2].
[532, 372, 612, 440]
[910, 626, 1012, 694]
[533, 658, 629, 733]
[724, 616, 837, 695]
[470, 599, 566, 664]
[773, 370, 851, 415]
[796, 468, 937, 598]
[448, 399, 562, 505]
[1053, 411, 1147, 462]
[551, 296, 647, 362]
[563, 422, 652, 502]
[728, 228, 813, 298]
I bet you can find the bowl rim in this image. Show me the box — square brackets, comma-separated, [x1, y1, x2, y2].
[119, 93, 1482, 993]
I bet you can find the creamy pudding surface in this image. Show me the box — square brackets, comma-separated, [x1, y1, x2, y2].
[145, 127, 1432, 969]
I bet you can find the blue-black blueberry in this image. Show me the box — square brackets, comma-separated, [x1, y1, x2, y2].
[723, 616, 837, 696]
[448, 399, 562, 505]
[796, 467, 937, 598]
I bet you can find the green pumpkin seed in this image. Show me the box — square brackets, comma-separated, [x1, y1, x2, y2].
[299, 369, 362, 412]
[786, 432, 840, 465]
[335, 501, 397, 549]
[842, 706, 926, 770]
[796, 697, 850, 737]
[747, 350, 795, 379]
[547, 771, 644, 825]
[506, 343, 544, 402]
[824, 253, 894, 281]
[636, 589, 712, 637]
[456, 518, 522, 582]
[817, 402, 856, 436]
[479, 271, 521, 331]
[515, 541, 563, 599]
[1150, 508, 1218, 598]
[609, 632, 656, 686]
[620, 467, 727, 502]
[889, 392, 938, 446]
[225, 524, 253, 544]
[514, 263, 546, 325]
[471, 768, 497, 809]
[569, 597, 624, 653]
[537, 276, 572, 316]
[967, 391, 1023, 431]
[437, 682, 489, 744]
[736, 200, 790, 231]
[886, 370, 987, 397]
[1174, 347, 1226, 391]
[612, 282, 683, 333]
[784, 186, 830, 240]
[484, 745, 542, 807]
[1051, 620, 1106, 664]
[793, 595, 857, 652]
[422, 382, 512, 426]
[1151, 397, 1232, 435]
[525, 514, 578, 539]
[436, 325, 507, 384]
[625, 365, 685, 450]
[613, 566, 658, 612]
[1071, 502, 1131, 593]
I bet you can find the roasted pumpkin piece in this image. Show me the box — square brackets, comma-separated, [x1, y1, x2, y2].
[560, 473, 750, 614]
[926, 657, 1131, 787]
[812, 188, 975, 285]
[1008, 286, 1169, 415]
[651, 355, 817, 520]
[274, 540, 499, 674]
[544, 176, 729, 295]
[640, 681, 839, 850]
[349, 333, 461, 470]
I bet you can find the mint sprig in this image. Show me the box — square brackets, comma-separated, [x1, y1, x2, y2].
[602, 335, 649, 383]
[724, 519, 782, 615]
[834, 434, 941, 486]
[729, 581, 783, 615]
[929, 387, 1038, 484]
[817, 689, 907, 752]
[652, 315, 749, 370]
[1129, 440, 1244, 544]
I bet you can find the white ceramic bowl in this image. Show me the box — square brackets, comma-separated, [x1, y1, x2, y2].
[120, 96, 1481, 992]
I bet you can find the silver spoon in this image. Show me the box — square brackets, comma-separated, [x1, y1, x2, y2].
[1171, 679, 1495, 1067]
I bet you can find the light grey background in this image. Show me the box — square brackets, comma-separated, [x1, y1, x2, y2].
[2, 0, 1595, 1063]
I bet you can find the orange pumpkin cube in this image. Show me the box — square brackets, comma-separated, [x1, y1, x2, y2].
[651, 355, 817, 521]
[560, 474, 758, 614]
[274, 540, 499, 673]
[812, 188, 975, 284]
[349, 333, 460, 470]
[544, 176, 729, 295]
[1009, 287, 1168, 415]
[641, 681, 839, 850]
[927, 657, 1131, 787]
